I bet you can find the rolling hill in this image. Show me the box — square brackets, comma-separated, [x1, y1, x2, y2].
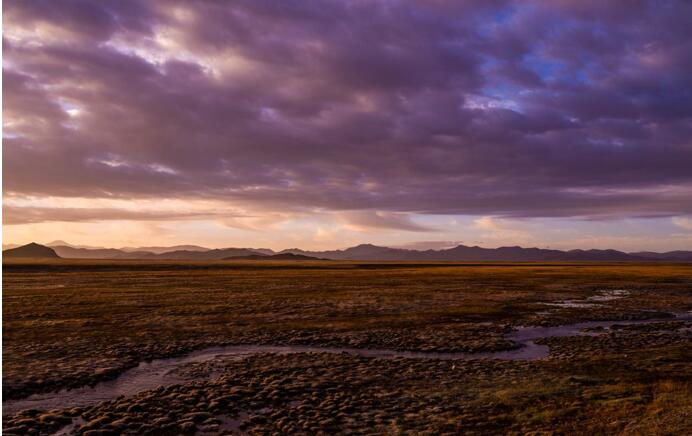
[118, 245, 210, 254]
[280, 244, 691, 262]
[224, 253, 324, 261]
[50, 245, 151, 259]
[3, 243, 61, 259]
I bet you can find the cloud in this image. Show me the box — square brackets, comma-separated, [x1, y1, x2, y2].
[392, 240, 464, 250]
[472, 216, 532, 244]
[220, 212, 299, 231]
[2, 205, 217, 225]
[473, 217, 502, 231]
[339, 211, 436, 233]
[3, 0, 692, 226]
[672, 216, 692, 231]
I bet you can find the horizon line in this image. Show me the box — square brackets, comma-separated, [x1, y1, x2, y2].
[2, 240, 689, 255]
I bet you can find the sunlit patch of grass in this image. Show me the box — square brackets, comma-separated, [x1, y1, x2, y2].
[622, 380, 692, 435]
[492, 378, 573, 404]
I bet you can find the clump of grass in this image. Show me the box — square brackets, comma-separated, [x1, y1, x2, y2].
[623, 380, 692, 435]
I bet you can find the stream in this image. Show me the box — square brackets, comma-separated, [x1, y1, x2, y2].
[4, 312, 691, 416]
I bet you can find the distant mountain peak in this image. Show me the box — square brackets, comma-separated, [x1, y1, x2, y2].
[47, 240, 71, 246]
[3, 243, 61, 259]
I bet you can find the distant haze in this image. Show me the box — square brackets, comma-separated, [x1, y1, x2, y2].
[4, 241, 692, 262]
[3, 1, 692, 251]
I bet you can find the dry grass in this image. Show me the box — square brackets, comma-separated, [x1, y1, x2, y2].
[622, 380, 692, 435]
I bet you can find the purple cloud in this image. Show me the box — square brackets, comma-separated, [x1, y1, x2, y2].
[2, 205, 216, 225]
[3, 0, 692, 227]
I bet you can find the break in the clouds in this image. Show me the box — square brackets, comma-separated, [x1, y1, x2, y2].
[3, 0, 692, 249]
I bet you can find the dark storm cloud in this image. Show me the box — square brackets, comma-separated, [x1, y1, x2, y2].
[3, 0, 692, 224]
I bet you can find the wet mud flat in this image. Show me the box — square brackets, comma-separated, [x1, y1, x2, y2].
[4, 314, 691, 435]
[3, 260, 692, 434]
[5, 313, 691, 418]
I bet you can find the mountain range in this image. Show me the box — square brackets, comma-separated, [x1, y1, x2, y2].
[280, 244, 692, 261]
[3, 242, 692, 261]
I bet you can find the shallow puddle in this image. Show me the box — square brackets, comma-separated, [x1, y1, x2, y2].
[586, 289, 629, 302]
[4, 312, 690, 416]
[54, 417, 85, 436]
[540, 289, 630, 309]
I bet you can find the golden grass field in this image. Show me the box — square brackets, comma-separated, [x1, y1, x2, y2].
[3, 260, 692, 434]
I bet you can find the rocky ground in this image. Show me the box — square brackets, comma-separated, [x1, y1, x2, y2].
[3, 260, 692, 434]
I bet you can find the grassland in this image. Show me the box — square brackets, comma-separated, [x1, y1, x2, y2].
[3, 260, 692, 434]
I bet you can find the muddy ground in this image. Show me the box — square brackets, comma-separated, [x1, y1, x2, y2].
[3, 260, 691, 434]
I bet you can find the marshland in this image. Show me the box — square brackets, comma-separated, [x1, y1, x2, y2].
[3, 260, 691, 434]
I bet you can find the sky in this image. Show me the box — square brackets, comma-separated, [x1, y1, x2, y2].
[3, 0, 692, 251]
